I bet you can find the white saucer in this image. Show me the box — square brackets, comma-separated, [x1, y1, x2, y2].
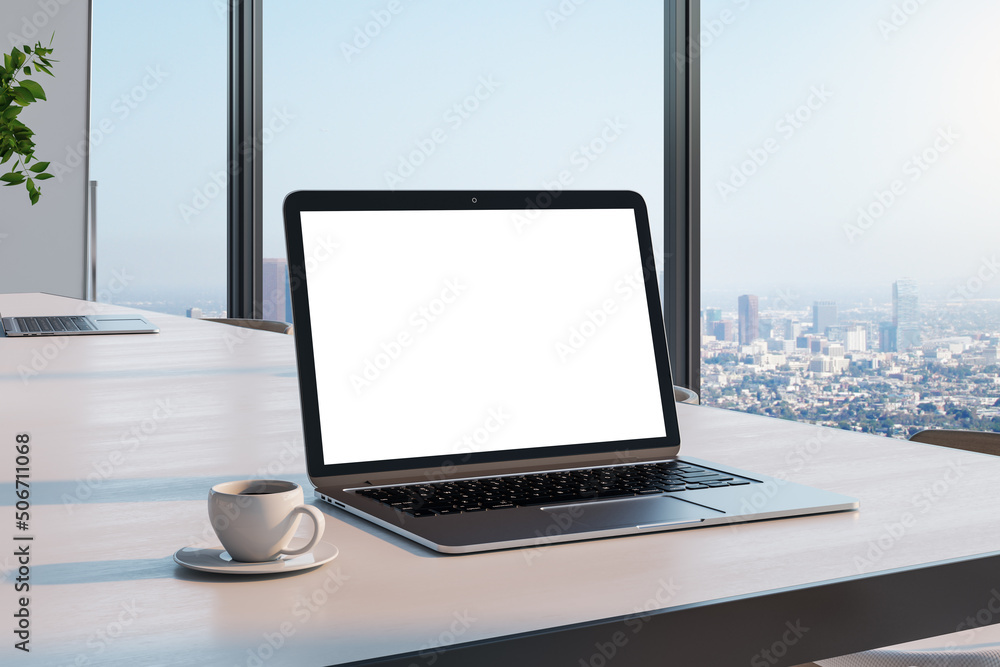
[173, 542, 338, 574]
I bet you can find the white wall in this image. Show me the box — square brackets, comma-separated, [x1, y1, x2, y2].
[0, 0, 91, 298]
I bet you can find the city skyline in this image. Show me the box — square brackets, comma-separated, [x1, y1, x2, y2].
[701, 275, 1000, 439]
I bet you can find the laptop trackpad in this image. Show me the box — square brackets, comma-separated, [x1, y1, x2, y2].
[544, 495, 725, 531]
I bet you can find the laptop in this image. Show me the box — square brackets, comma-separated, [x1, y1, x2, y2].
[1, 312, 158, 336]
[283, 190, 858, 554]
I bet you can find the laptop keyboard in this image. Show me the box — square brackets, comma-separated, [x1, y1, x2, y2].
[354, 461, 758, 517]
[12, 316, 95, 334]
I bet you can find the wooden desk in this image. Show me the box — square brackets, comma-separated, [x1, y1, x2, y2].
[3, 292, 1000, 666]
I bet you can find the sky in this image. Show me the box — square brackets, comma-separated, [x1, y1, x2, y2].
[701, 0, 1000, 309]
[88, 2, 1000, 315]
[259, 0, 664, 271]
[89, 0, 664, 311]
[89, 0, 228, 309]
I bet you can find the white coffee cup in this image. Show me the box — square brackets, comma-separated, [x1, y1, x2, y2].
[208, 480, 325, 562]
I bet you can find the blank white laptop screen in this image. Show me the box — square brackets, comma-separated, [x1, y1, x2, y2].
[300, 208, 667, 465]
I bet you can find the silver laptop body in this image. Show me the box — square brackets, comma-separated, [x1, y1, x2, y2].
[284, 190, 858, 554]
[1, 313, 158, 336]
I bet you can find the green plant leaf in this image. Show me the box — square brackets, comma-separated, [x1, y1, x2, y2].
[35, 63, 51, 76]
[1, 172, 25, 184]
[35, 172, 53, 180]
[12, 87, 34, 105]
[11, 48, 24, 70]
[28, 188, 39, 205]
[1, 106, 21, 121]
[20, 80, 45, 101]
[23, 66, 30, 76]
[3, 53, 11, 72]
[28, 161, 48, 172]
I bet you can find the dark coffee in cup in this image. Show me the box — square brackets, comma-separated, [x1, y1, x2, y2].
[238, 484, 286, 496]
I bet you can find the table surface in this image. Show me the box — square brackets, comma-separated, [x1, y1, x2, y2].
[3, 292, 1000, 666]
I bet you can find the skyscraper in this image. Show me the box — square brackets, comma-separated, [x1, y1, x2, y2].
[738, 294, 759, 345]
[812, 301, 837, 336]
[262, 258, 292, 323]
[879, 322, 897, 352]
[703, 308, 723, 336]
[893, 278, 919, 351]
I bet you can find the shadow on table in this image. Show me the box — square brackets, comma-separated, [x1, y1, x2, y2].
[0, 474, 311, 506]
[28, 555, 324, 585]
[31, 556, 178, 585]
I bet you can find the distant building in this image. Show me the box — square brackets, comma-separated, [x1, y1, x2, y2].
[186, 307, 202, 319]
[784, 319, 802, 340]
[893, 279, 920, 351]
[703, 308, 722, 336]
[262, 258, 293, 323]
[738, 294, 759, 345]
[714, 320, 735, 342]
[768, 339, 795, 354]
[879, 322, 897, 352]
[813, 300, 837, 336]
[758, 318, 773, 340]
[844, 325, 867, 352]
[809, 357, 832, 373]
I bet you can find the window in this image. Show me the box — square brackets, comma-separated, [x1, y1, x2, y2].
[700, 1, 1000, 436]
[262, 0, 667, 322]
[90, 0, 227, 316]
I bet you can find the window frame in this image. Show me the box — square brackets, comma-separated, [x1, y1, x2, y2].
[227, 1, 699, 391]
[228, 0, 263, 319]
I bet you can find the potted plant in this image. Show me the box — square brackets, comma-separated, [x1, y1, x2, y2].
[0, 35, 55, 205]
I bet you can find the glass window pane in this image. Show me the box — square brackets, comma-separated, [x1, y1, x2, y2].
[90, 0, 227, 317]
[263, 1, 665, 321]
[700, 1, 1000, 436]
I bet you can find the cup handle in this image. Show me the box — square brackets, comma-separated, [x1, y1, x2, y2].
[280, 505, 326, 557]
